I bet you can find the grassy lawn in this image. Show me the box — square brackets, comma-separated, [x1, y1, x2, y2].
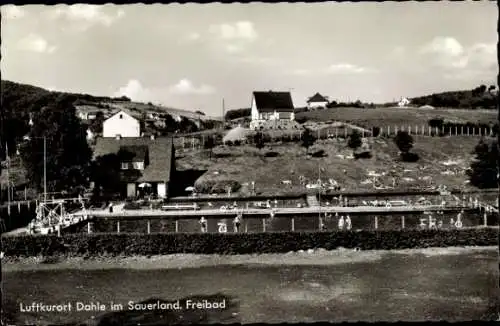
[3, 247, 498, 324]
[296, 107, 497, 128]
[176, 136, 487, 196]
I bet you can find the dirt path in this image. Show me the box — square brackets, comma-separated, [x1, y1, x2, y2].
[3, 246, 496, 272]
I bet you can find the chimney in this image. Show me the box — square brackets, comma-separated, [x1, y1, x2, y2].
[115, 134, 121, 140]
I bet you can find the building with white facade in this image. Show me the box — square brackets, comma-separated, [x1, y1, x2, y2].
[103, 110, 141, 138]
[250, 91, 297, 130]
[398, 97, 411, 107]
[307, 93, 329, 110]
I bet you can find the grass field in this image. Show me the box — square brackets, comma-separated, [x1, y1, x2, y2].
[3, 247, 498, 324]
[177, 136, 486, 196]
[295, 107, 497, 128]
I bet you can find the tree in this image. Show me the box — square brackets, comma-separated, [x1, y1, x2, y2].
[468, 139, 498, 189]
[347, 130, 362, 149]
[301, 128, 315, 154]
[19, 94, 92, 194]
[90, 153, 122, 199]
[253, 131, 266, 151]
[394, 131, 414, 154]
[89, 111, 105, 134]
[203, 135, 215, 159]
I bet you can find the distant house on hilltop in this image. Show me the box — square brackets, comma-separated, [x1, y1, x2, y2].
[398, 97, 411, 107]
[94, 136, 175, 199]
[307, 93, 329, 110]
[250, 91, 296, 130]
[103, 109, 141, 138]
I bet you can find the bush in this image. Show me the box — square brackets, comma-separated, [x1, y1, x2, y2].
[264, 151, 279, 157]
[2, 229, 497, 257]
[225, 140, 233, 146]
[401, 152, 420, 162]
[372, 127, 381, 137]
[233, 140, 241, 146]
[310, 149, 326, 157]
[347, 130, 363, 149]
[295, 116, 308, 124]
[354, 151, 372, 159]
[210, 180, 241, 194]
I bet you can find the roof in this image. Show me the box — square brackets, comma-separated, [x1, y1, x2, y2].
[307, 93, 328, 103]
[253, 91, 294, 112]
[107, 108, 141, 120]
[94, 137, 174, 182]
[119, 145, 147, 162]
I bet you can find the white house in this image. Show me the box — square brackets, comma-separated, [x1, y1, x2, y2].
[307, 93, 329, 110]
[103, 110, 141, 138]
[398, 97, 411, 107]
[250, 91, 296, 130]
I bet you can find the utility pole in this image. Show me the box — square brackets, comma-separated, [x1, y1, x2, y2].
[44, 136, 47, 203]
[222, 98, 225, 129]
[6, 143, 10, 207]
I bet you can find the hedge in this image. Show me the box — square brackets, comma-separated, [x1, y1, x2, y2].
[2, 228, 496, 257]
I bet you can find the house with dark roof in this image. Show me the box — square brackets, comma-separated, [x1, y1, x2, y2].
[307, 93, 329, 110]
[250, 91, 296, 130]
[93, 136, 175, 198]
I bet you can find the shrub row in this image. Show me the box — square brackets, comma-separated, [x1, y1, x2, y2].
[2, 228, 496, 257]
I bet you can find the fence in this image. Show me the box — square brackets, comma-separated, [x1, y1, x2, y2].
[173, 124, 497, 151]
[71, 209, 496, 235]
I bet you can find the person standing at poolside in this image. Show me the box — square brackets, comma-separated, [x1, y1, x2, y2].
[345, 215, 352, 230]
[338, 215, 345, 230]
[200, 216, 207, 233]
[233, 214, 242, 232]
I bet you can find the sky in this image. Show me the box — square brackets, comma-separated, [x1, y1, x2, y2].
[1, 2, 497, 117]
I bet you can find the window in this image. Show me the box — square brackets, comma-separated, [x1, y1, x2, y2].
[119, 114, 123, 119]
[133, 162, 144, 170]
[121, 162, 129, 170]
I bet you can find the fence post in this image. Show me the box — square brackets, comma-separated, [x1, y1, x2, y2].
[401, 216, 405, 229]
[24, 187, 27, 200]
[461, 125, 464, 135]
[344, 128, 347, 138]
[449, 127, 451, 136]
[175, 220, 179, 233]
[117, 221, 120, 234]
[454, 126, 457, 136]
[245, 221, 248, 233]
[428, 126, 431, 136]
[87, 221, 92, 234]
[262, 218, 266, 232]
[387, 126, 390, 136]
[318, 216, 322, 231]
[335, 128, 338, 138]
[7, 205, 10, 216]
[395, 126, 398, 134]
[18, 202, 21, 213]
[374, 216, 378, 230]
[467, 127, 470, 136]
[408, 125, 412, 135]
[291, 217, 295, 231]
[483, 212, 487, 227]
[147, 220, 151, 234]
[441, 126, 444, 135]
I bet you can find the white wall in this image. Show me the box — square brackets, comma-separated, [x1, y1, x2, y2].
[251, 97, 259, 121]
[157, 183, 167, 198]
[308, 101, 328, 109]
[103, 111, 141, 138]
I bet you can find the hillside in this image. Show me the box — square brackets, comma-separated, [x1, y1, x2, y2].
[408, 85, 498, 109]
[1, 80, 221, 158]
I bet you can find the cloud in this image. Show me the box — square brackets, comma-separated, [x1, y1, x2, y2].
[187, 32, 201, 41]
[49, 5, 125, 31]
[2, 5, 26, 19]
[169, 79, 215, 95]
[328, 63, 373, 74]
[290, 69, 313, 76]
[420, 37, 496, 78]
[209, 21, 258, 41]
[113, 79, 154, 102]
[17, 34, 57, 54]
[420, 37, 464, 57]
